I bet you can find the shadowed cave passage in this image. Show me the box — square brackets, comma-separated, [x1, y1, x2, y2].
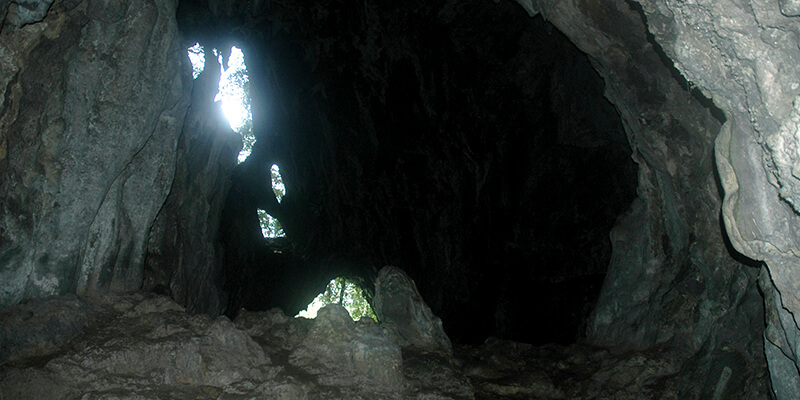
[2, 0, 790, 397]
[184, 2, 639, 345]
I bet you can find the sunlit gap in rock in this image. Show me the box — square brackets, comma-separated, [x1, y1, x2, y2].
[296, 277, 377, 322]
[186, 43, 255, 163]
[257, 164, 286, 238]
[270, 164, 285, 203]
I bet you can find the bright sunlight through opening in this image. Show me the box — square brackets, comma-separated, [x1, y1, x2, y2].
[271, 164, 285, 203]
[186, 43, 255, 163]
[296, 277, 377, 321]
[188, 44, 286, 238]
[257, 164, 287, 238]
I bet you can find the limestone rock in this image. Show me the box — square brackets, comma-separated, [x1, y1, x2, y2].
[0, 0, 190, 306]
[2, 0, 55, 29]
[0, 291, 771, 399]
[374, 266, 453, 355]
[0, 294, 92, 365]
[0, 294, 482, 399]
[198, 0, 637, 345]
[760, 267, 800, 398]
[403, 351, 474, 400]
[0, 0, 792, 395]
[457, 339, 686, 400]
[630, 0, 800, 394]
[0, 294, 276, 400]
[289, 303, 404, 392]
[143, 44, 241, 317]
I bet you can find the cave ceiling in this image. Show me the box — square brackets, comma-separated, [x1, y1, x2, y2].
[5, 0, 800, 394]
[176, 0, 639, 344]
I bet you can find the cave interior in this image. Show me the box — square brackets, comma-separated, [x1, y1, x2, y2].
[2, 0, 800, 397]
[179, 0, 642, 346]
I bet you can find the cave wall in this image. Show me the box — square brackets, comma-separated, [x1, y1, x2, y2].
[0, 0, 190, 305]
[176, 5, 769, 389]
[521, 0, 770, 395]
[178, 0, 640, 344]
[0, 0, 794, 395]
[626, 0, 800, 396]
[143, 51, 241, 317]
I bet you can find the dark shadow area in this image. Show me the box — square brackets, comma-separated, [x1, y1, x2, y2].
[624, 0, 726, 124]
[177, 0, 639, 345]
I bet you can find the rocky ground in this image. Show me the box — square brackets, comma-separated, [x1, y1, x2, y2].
[0, 268, 735, 399]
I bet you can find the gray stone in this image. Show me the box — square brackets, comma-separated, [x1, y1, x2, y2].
[0, 291, 768, 400]
[628, 0, 800, 394]
[143, 46, 241, 317]
[779, 0, 800, 17]
[3, 0, 54, 29]
[519, 0, 771, 395]
[0, 0, 190, 306]
[0, 0, 796, 396]
[458, 338, 682, 400]
[760, 267, 800, 398]
[289, 303, 404, 392]
[374, 266, 453, 355]
[0, 294, 276, 400]
[1, 295, 473, 399]
[0, 294, 92, 365]
[403, 351, 474, 400]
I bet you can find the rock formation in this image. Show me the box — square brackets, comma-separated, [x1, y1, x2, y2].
[632, 0, 800, 395]
[0, 0, 190, 304]
[0, 275, 744, 399]
[1, 0, 799, 397]
[374, 266, 453, 355]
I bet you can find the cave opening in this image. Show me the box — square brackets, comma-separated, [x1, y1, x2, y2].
[257, 164, 286, 238]
[188, 3, 639, 347]
[296, 276, 378, 322]
[185, 42, 255, 163]
[1, 0, 787, 396]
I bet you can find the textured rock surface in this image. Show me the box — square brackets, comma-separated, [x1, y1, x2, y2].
[0, 293, 471, 399]
[0, 0, 190, 305]
[374, 266, 453, 355]
[288, 304, 404, 391]
[1, 0, 55, 30]
[0, 294, 92, 364]
[1, 293, 765, 400]
[522, 0, 770, 395]
[143, 46, 241, 317]
[1, 294, 279, 399]
[0, 0, 794, 395]
[172, 0, 772, 393]
[460, 337, 767, 400]
[182, 0, 638, 345]
[627, 0, 800, 395]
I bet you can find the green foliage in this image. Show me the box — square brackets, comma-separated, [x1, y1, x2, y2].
[238, 118, 255, 162]
[271, 164, 285, 202]
[228, 67, 250, 100]
[298, 277, 378, 322]
[187, 43, 205, 79]
[257, 209, 284, 238]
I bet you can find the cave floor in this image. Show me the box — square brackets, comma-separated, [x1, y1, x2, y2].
[0, 293, 683, 399]
[456, 339, 680, 399]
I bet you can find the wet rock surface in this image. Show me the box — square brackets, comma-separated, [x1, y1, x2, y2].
[1, 292, 767, 399]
